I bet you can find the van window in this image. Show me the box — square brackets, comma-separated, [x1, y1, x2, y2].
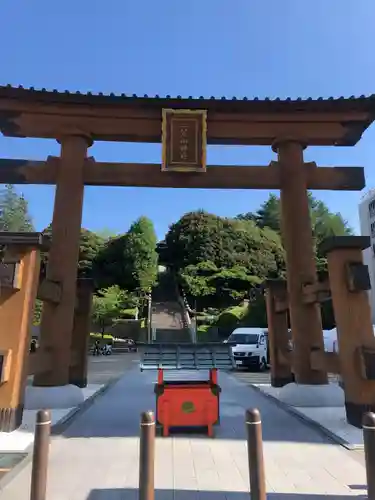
[228, 333, 259, 344]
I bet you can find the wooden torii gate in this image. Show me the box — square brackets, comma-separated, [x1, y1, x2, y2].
[0, 85, 374, 430]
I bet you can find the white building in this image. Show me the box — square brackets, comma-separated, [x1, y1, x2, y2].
[358, 190, 375, 323]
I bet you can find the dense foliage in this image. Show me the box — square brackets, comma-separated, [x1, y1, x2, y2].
[90, 216, 158, 327]
[0, 184, 34, 232]
[236, 192, 351, 250]
[42, 225, 106, 279]
[162, 193, 351, 333]
[93, 216, 158, 293]
[40, 216, 158, 327]
[163, 209, 285, 309]
[91, 285, 138, 335]
[0, 183, 347, 334]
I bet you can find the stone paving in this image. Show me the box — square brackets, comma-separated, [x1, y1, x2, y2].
[0, 367, 368, 499]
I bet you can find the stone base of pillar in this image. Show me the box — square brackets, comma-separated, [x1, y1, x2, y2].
[277, 382, 344, 407]
[24, 384, 84, 410]
[0, 405, 23, 432]
[271, 375, 295, 388]
[68, 377, 88, 389]
[345, 402, 375, 429]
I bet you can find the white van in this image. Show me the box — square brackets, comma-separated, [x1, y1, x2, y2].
[226, 327, 268, 371]
[323, 326, 375, 353]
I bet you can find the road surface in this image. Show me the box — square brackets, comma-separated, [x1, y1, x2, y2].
[87, 352, 140, 385]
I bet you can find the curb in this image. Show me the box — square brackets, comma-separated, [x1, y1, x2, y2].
[51, 375, 121, 435]
[249, 383, 363, 451]
[0, 375, 122, 492]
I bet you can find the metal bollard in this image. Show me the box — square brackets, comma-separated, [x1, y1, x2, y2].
[30, 409, 51, 500]
[245, 408, 266, 500]
[139, 410, 155, 500]
[363, 412, 375, 500]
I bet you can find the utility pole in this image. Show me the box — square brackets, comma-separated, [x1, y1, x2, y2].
[147, 292, 152, 343]
[194, 298, 198, 344]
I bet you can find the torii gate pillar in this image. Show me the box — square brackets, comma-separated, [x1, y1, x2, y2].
[274, 140, 327, 385]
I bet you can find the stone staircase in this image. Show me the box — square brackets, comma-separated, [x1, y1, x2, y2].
[151, 269, 191, 343]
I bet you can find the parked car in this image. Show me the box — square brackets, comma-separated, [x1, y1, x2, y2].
[226, 327, 268, 371]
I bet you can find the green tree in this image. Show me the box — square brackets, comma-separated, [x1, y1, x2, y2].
[42, 225, 105, 279]
[180, 261, 263, 309]
[91, 285, 134, 336]
[92, 234, 128, 289]
[95, 228, 118, 241]
[122, 216, 158, 293]
[165, 211, 285, 278]
[165, 211, 285, 310]
[0, 184, 34, 231]
[239, 193, 351, 243]
[33, 299, 43, 325]
[94, 217, 158, 295]
[236, 194, 281, 232]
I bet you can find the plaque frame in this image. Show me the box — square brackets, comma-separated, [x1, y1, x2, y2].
[161, 109, 207, 173]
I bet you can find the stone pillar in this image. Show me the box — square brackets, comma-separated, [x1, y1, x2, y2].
[320, 236, 375, 427]
[274, 140, 327, 385]
[0, 233, 43, 431]
[69, 279, 94, 388]
[34, 135, 91, 387]
[264, 280, 294, 387]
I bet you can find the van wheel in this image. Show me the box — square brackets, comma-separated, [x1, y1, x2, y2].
[257, 358, 267, 372]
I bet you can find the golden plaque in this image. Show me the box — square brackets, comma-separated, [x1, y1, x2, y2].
[162, 109, 207, 172]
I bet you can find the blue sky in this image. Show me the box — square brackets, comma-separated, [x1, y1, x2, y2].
[1, 0, 374, 239]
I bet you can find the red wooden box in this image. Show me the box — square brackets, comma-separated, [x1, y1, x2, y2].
[154, 368, 220, 437]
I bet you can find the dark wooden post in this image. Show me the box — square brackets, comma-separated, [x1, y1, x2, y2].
[245, 408, 266, 500]
[34, 135, 91, 387]
[319, 236, 375, 427]
[69, 278, 94, 388]
[139, 411, 155, 500]
[0, 233, 45, 431]
[274, 140, 327, 385]
[264, 280, 294, 387]
[363, 412, 375, 500]
[30, 409, 51, 500]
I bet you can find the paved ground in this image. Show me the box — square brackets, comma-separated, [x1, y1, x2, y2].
[26, 352, 139, 387]
[1, 361, 368, 499]
[233, 368, 366, 467]
[87, 352, 139, 385]
[233, 368, 340, 386]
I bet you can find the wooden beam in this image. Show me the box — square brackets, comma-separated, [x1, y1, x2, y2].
[0, 158, 57, 184]
[310, 351, 340, 374]
[0, 87, 373, 145]
[0, 158, 365, 191]
[302, 280, 331, 304]
[3, 112, 358, 146]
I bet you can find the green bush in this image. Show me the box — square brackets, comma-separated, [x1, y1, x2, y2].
[197, 324, 211, 336]
[90, 332, 114, 341]
[216, 305, 247, 329]
[121, 308, 137, 319]
[240, 296, 268, 328]
[196, 314, 217, 326]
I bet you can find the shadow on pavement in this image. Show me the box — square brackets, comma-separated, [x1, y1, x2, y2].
[86, 488, 366, 500]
